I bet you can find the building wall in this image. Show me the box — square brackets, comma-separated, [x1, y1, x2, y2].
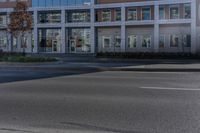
[96, 0, 155, 4]
[0, 0, 198, 54]
[0, 0, 31, 8]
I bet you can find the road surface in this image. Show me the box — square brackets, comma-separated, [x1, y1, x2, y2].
[0, 70, 199, 133]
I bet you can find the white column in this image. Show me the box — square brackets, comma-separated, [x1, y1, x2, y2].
[121, 6, 126, 52]
[154, 3, 159, 52]
[61, 9, 66, 53]
[90, 0, 95, 5]
[33, 10, 38, 53]
[7, 12, 12, 52]
[7, 33, 12, 52]
[90, 2, 95, 53]
[26, 33, 32, 53]
[191, 0, 197, 53]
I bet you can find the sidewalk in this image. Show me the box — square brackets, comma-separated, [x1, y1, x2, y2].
[0, 58, 200, 72]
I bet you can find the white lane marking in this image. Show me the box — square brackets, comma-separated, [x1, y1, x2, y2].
[140, 87, 200, 91]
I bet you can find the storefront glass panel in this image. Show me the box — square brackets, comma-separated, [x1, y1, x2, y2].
[68, 28, 91, 53]
[39, 29, 61, 53]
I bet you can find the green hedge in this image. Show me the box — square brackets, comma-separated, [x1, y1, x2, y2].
[0, 54, 57, 62]
[97, 52, 200, 59]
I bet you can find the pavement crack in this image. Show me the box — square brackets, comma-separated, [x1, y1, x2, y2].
[60, 122, 142, 133]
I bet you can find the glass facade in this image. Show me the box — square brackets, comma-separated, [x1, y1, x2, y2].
[128, 35, 137, 48]
[159, 35, 165, 48]
[67, 10, 90, 23]
[68, 28, 91, 53]
[170, 35, 179, 47]
[0, 33, 7, 49]
[184, 4, 191, 19]
[128, 8, 137, 21]
[32, 0, 91, 7]
[39, 29, 61, 53]
[38, 11, 61, 23]
[142, 35, 151, 48]
[183, 34, 191, 47]
[142, 7, 151, 20]
[170, 5, 179, 19]
[0, 14, 7, 26]
[159, 7, 165, 20]
[102, 10, 111, 22]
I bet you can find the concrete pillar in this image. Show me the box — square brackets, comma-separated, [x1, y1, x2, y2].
[6, 12, 12, 52]
[91, 0, 95, 5]
[26, 33, 32, 53]
[121, 6, 126, 52]
[191, 0, 197, 53]
[154, 3, 159, 52]
[90, 2, 95, 53]
[61, 9, 66, 53]
[7, 33, 12, 52]
[33, 10, 38, 53]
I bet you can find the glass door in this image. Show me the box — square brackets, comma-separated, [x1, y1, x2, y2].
[69, 38, 76, 53]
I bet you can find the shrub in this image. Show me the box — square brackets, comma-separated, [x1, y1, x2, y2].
[96, 52, 200, 59]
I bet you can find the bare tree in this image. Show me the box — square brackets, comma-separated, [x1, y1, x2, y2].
[8, 0, 32, 55]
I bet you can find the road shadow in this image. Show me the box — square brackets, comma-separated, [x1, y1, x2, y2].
[0, 68, 101, 84]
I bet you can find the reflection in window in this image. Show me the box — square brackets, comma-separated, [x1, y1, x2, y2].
[159, 7, 165, 20]
[115, 9, 121, 21]
[39, 29, 61, 53]
[0, 35, 7, 48]
[184, 4, 191, 19]
[38, 11, 61, 23]
[159, 35, 165, 48]
[32, 0, 91, 7]
[170, 35, 179, 47]
[68, 28, 91, 53]
[114, 36, 121, 48]
[142, 35, 151, 48]
[183, 34, 191, 47]
[102, 36, 111, 48]
[142, 7, 151, 20]
[67, 10, 90, 23]
[128, 35, 137, 48]
[0, 14, 7, 26]
[170, 5, 179, 19]
[102, 10, 111, 22]
[128, 8, 137, 21]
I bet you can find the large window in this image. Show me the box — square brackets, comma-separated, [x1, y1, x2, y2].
[170, 5, 179, 19]
[32, 0, 91, 7]
[67, 10, 90, 23]
[39, 29, 61, 53]
[102, 10, 111, 22]
[170, 35, 179, 47]
[102, 36, 111, 48]
[0, 35, 7, 48]
[128, 8, 137, 21]
[183, 34, 191, 47]
[128, 35, 137, 48]
[159, 7, 165, 20]
[142, 7, 151, 20]
[159, 35, 165, 48]
[38, 11, 61, 23]
[114, 36, 121, 48]
[68, 28, 91, 53]
[142, 35, 151, 48]
[184, 4, 191, 19]
[0, 14, 7, 26]
[115, 9, 121, 21]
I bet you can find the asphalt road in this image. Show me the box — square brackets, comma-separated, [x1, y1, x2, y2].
[0, 70, 200, 133]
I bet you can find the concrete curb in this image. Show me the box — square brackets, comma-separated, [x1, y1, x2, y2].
[1, 66, 200, 72]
